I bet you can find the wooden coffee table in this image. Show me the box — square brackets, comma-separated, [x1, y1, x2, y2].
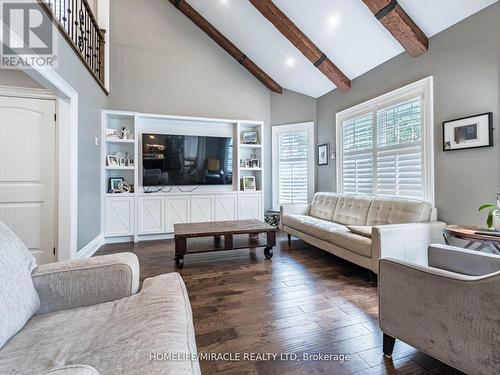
[173, 219, 276, 268]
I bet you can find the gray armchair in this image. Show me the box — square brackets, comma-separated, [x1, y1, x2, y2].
[379, 244, 500, 375]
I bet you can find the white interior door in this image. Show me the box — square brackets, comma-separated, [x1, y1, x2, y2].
[0, 95, 56, 264]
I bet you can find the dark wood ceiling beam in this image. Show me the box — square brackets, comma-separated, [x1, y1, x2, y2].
[169, 0, 282, 93]
[362, 0, 428, 57]
[249, 0, 351, 92]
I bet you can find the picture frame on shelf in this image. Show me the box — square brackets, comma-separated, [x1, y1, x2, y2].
[443, 112, 493, 151]
[106, 155, 119, 166]
[119, 158, 126, 166]
[241, 176, 256, 191]
[242, 131, 259, 144]
[109, 177, 124, 193]
[317, 143, 329, 166]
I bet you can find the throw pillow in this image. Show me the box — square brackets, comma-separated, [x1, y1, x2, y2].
[0, 222, 41, 348]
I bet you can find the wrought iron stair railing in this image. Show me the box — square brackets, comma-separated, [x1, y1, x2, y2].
[38, 0, 107, 93]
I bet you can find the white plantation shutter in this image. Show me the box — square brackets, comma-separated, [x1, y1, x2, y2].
[272, 122, 314, 209]
[376, 99, 423, 198]
[337, 77, 434, 204]
[278, 131, 309, 205]
[342, 114, 373, 195]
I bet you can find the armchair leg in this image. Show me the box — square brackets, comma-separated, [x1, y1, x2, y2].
[383, 333, 396, 357]
[366, 270, 376, 283]
[287, 234, 291, 245]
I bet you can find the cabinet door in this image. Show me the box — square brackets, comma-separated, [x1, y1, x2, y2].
[104, 197, 134, 236]
[166, 196, 190, 232]
[215, 194, 237, 221]
[190, 195, 214, 223]
[238, 193, 262, 220]
[138, 196, 165, 235]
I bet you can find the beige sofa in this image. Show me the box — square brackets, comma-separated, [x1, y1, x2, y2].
[280, 192, 445, 274]
[0, 222, 200, 375]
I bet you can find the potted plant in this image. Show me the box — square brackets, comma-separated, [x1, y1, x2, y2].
[479, 193, 500, 231]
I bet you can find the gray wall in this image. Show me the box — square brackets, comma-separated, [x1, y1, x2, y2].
[317, 3, 500, 226]
[107, 0, 273, 208]
[270, 88, 318, 195]
[271, 88, 317, 126]
[0, 70, 42, 88]
[49, 23, 108, 250]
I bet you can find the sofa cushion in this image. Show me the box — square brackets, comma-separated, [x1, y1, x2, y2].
[283, 214, 348, 238]
[346, 225, 373, 238]
[332, 195, 372, 225]
[327, 231, 372, 258]
[0, 222, 40, 349]
[366, 197, 432, 226]
[309, 192, 339, 221]
[0, 273, 201, 375]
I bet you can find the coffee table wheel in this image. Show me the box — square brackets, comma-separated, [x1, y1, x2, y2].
[264, 246, 273, 259]
[175, 255, 184, 269]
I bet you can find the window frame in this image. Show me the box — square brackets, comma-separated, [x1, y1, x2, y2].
[272, 121, 315, 210]
[335, 77, 435, 205]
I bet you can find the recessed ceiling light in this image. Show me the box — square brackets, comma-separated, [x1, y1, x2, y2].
[219, 0, 228, 4]
[285, 57, 295, 67]
[327, 14, 340, 30]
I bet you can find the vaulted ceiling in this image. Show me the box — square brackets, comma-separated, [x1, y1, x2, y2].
[179, 0, 497, 98]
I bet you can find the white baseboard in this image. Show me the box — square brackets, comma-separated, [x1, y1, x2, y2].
[104, 235, 134, 244]
[77, 234, 105, 259]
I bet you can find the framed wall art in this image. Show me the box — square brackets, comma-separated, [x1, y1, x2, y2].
[317, 143, 329, 166]
[443, 112, 493, 151]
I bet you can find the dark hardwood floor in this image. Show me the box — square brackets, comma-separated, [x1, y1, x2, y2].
[96, 232, 462, 375]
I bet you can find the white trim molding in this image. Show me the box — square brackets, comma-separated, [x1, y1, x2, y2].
[0, 83, 78, 261]
[77, 234, 105, 259]
[336, 77, 435, 205]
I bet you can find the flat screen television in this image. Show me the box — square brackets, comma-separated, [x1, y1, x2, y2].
[142, 133, 233, 186]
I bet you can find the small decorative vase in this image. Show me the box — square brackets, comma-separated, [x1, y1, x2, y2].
[493, 210, 500, 232]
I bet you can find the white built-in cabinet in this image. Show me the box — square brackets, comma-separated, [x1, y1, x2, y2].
[102, 110, 265, 241]
[104, 196, 135, 236]
[137, 196, 165, 235]
[105, 192, 262, 236]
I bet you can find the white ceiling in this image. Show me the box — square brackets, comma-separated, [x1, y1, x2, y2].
[188, 0, 497, 98]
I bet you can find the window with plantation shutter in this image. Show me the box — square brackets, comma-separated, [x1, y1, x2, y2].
[336, 78, 434, 204]
[272, 122, 315, 210]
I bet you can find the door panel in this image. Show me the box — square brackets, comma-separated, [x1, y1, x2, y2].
[190, 195, 214, 223]
[166, 196, 190, 232]
[0, 96, 56, 264]
[138, 196, 165, 234]
[215, 194, 237, 221]
[104, 197, 134, 236]
[238, 193, 262, 220]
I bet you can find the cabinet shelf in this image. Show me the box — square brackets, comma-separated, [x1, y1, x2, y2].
[239, 143, 261, 149]
[105, 166, 135, 170]
[105, 138, 135, 143]
[240, 167, 262, 171]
